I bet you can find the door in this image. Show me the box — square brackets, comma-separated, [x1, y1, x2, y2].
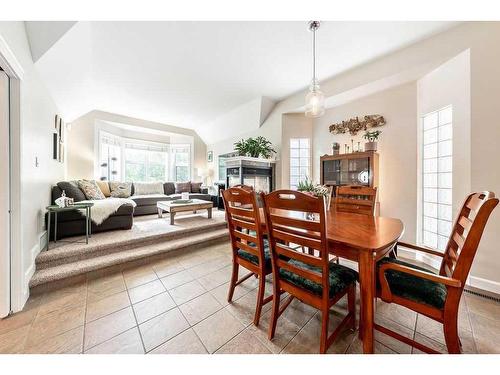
[0, 70, 10, 317]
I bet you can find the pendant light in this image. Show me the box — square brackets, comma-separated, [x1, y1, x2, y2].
[305, 20, 325, 118]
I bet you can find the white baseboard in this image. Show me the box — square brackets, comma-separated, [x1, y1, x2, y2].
[20, 231, 45, 307]
[467, 276, 500, 295]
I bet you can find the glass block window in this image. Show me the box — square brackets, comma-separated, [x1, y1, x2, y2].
[422, 106, 453, 251]
[290, 138, 310, 190]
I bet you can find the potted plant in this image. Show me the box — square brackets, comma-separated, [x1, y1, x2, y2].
[234, 136, 276, 159]
[297, 178, 332, 211]
[363, 130, 381, 151]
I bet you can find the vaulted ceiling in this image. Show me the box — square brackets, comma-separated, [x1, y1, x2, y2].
[27, 21, 457, 144]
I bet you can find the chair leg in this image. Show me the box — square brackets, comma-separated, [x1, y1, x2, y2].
[253, 273, 266, 326]
[443, 313, 461, 354]
[358, 295, 364, 340]
[227, 261, 239, 303]
[348, 284, 356, 331]
[319, 305, 330, 354]
[268, 283, 281, 340]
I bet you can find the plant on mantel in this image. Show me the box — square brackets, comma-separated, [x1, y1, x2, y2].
[234, 136, 276, 159]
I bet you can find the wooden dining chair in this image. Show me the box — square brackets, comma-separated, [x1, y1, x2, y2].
[376, 191, 498, 354]
[262, 190, 358, 354]
[336, 185, 377, 216]
[222, 186, 272, 326]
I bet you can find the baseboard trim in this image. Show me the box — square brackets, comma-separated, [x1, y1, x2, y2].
[20, 232, 45, 308]
[467, 275, 500, 295]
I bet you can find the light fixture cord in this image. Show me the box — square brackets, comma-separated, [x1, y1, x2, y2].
[312, 25, 316, 82]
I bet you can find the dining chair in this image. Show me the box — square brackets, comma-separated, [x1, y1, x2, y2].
[336, 185, 377, 216]
[222, 186, 272, 326]
[262, 190, 358, 354]
[376, 191, 498, 353]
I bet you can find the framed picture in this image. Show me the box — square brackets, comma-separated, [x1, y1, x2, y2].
[53, 132, 59, 160]
[207, 151, 213, 163]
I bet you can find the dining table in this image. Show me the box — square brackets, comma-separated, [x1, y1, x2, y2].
[258, 205, 404, 354]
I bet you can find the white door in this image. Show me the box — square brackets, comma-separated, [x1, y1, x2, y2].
[0, 70, 10, 317]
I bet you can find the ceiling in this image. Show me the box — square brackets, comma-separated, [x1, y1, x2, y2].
[29, 21, 457, 143]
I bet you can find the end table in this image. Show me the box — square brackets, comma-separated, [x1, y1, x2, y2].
[46, 202, 94, 250]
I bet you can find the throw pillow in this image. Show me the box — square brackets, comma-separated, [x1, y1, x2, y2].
[133, 182, 164, 195]
[164, 182, 175, 195]
[109, 182, 132, 198]
[96, 180, 111, 197]
[175, 181, 191, 194]
[56, 181, 86, 202]
[191, 182, 203, 193]
[77, 180, 106, 200]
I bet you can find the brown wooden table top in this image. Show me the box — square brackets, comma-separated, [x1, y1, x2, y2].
[259, 206, 404, 252]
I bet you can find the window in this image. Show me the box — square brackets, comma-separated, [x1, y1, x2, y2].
[124, 141, 169, 182]
[421, 106, 453, 251]
[99, 132, 122, 181]
[290, 138, 311, 190]
[171, 144, 190, 182]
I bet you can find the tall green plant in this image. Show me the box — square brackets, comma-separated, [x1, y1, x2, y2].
[234, 136, 276, 159]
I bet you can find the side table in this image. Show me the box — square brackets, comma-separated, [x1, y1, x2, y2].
[46, 202, 94, 250]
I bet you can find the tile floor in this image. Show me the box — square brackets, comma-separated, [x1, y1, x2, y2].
[1, 241, 499, 354]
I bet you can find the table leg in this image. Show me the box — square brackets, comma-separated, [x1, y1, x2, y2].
[158, 207, 163, 218]
[359, 250, 376, 354]
[47, 211, 51, 251]
[89, 207, 92, 237]
[207, 207, 212, 219]
[170, 212, 175, 225]
[54, 211, 58, 243]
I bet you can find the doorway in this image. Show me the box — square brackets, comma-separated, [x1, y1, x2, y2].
[0, 69, 10, 317]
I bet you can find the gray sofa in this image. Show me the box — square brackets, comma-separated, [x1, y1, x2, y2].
[47, 181, 212, 240]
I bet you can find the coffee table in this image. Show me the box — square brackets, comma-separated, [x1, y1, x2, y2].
[157, 199, 213, 225]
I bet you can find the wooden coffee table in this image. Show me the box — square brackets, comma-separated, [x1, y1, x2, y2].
[157, 199, 213, 225]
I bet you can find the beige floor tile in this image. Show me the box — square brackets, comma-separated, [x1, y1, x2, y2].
[24, 326, 84, 354]
[38, 284, 87, 317]
[470, 312, 500, 354]
[84, 306, 136, 350]
[149, 328, 207, 354]
[0, 306, 39, 336]
[160, 269, 195, 290]
[346, 337, 397, 354]
[216, 329, 272, 354]
[85, 327, 145, 354]
[85, 291, 130, 322]
[465, 294, 500, 322]
[139, 307, 190, 352]
[169, 280, 206, 305]
[0, 324, 30, 353]
[87, 273, 126, 303]
[179, 292, 223, 326]
[280, 298, 318, 328]
[224, 289, 272, 326]
[375, 300, 417, 331]
[193, 308, 245, 353]
[152, 260, 185, 279]
[415, 313, 471, 345]
[209, 280, 256, 306]
[246, 309, 303, 354]
[411, 332, 477, 354]
[374, 314, 413, 354]
[197, 265, 233, 291]
[133, 292, 176, 324]
[26, 304, 85, 348]
[187, 256, 231, 278]
[128, 279, 166, 304]
[123, 265, 158, 289]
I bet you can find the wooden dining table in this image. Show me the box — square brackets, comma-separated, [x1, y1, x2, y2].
[258, 205, 404, 354]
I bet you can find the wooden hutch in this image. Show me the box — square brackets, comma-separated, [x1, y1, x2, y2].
[320, 150, 379, 196]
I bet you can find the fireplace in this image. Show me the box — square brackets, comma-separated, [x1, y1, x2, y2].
[225, 157, 276, 193]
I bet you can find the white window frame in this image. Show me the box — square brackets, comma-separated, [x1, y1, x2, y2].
[289, 138, 311, 190]
[420, 105, 453, 253]
[123, 139, 169, 183]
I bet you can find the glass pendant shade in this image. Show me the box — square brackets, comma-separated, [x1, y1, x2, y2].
[305, 80, 325, 118]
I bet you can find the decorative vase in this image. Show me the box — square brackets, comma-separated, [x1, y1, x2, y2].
[364, 141, 377, 151]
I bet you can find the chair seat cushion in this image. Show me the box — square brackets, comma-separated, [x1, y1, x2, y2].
[237, 240, 271, 269]
[378, 257, 448, 309]
[279, 259, 358, 298]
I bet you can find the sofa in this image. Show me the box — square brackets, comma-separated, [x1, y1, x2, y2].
[47, 181, 212, 240]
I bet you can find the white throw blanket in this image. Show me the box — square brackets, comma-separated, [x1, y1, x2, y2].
[78, 198, 137, 225]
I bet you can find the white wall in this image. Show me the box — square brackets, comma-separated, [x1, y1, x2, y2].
[313, 83, 418, 243]
[67, 110, 207, 181]
[0, 22, 64, 309]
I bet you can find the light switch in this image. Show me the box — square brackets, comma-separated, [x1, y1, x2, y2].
[35, 156, 39, 167]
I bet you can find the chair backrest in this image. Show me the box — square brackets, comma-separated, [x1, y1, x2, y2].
[440, 192, 498, 286]
[336, 185, 377, 216]
[261, 190, 331, 299]
[222, 186, 266, 268]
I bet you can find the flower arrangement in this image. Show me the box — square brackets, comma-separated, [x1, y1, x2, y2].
[363, 130, 382, 142]
[297, 178, 329, 197]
